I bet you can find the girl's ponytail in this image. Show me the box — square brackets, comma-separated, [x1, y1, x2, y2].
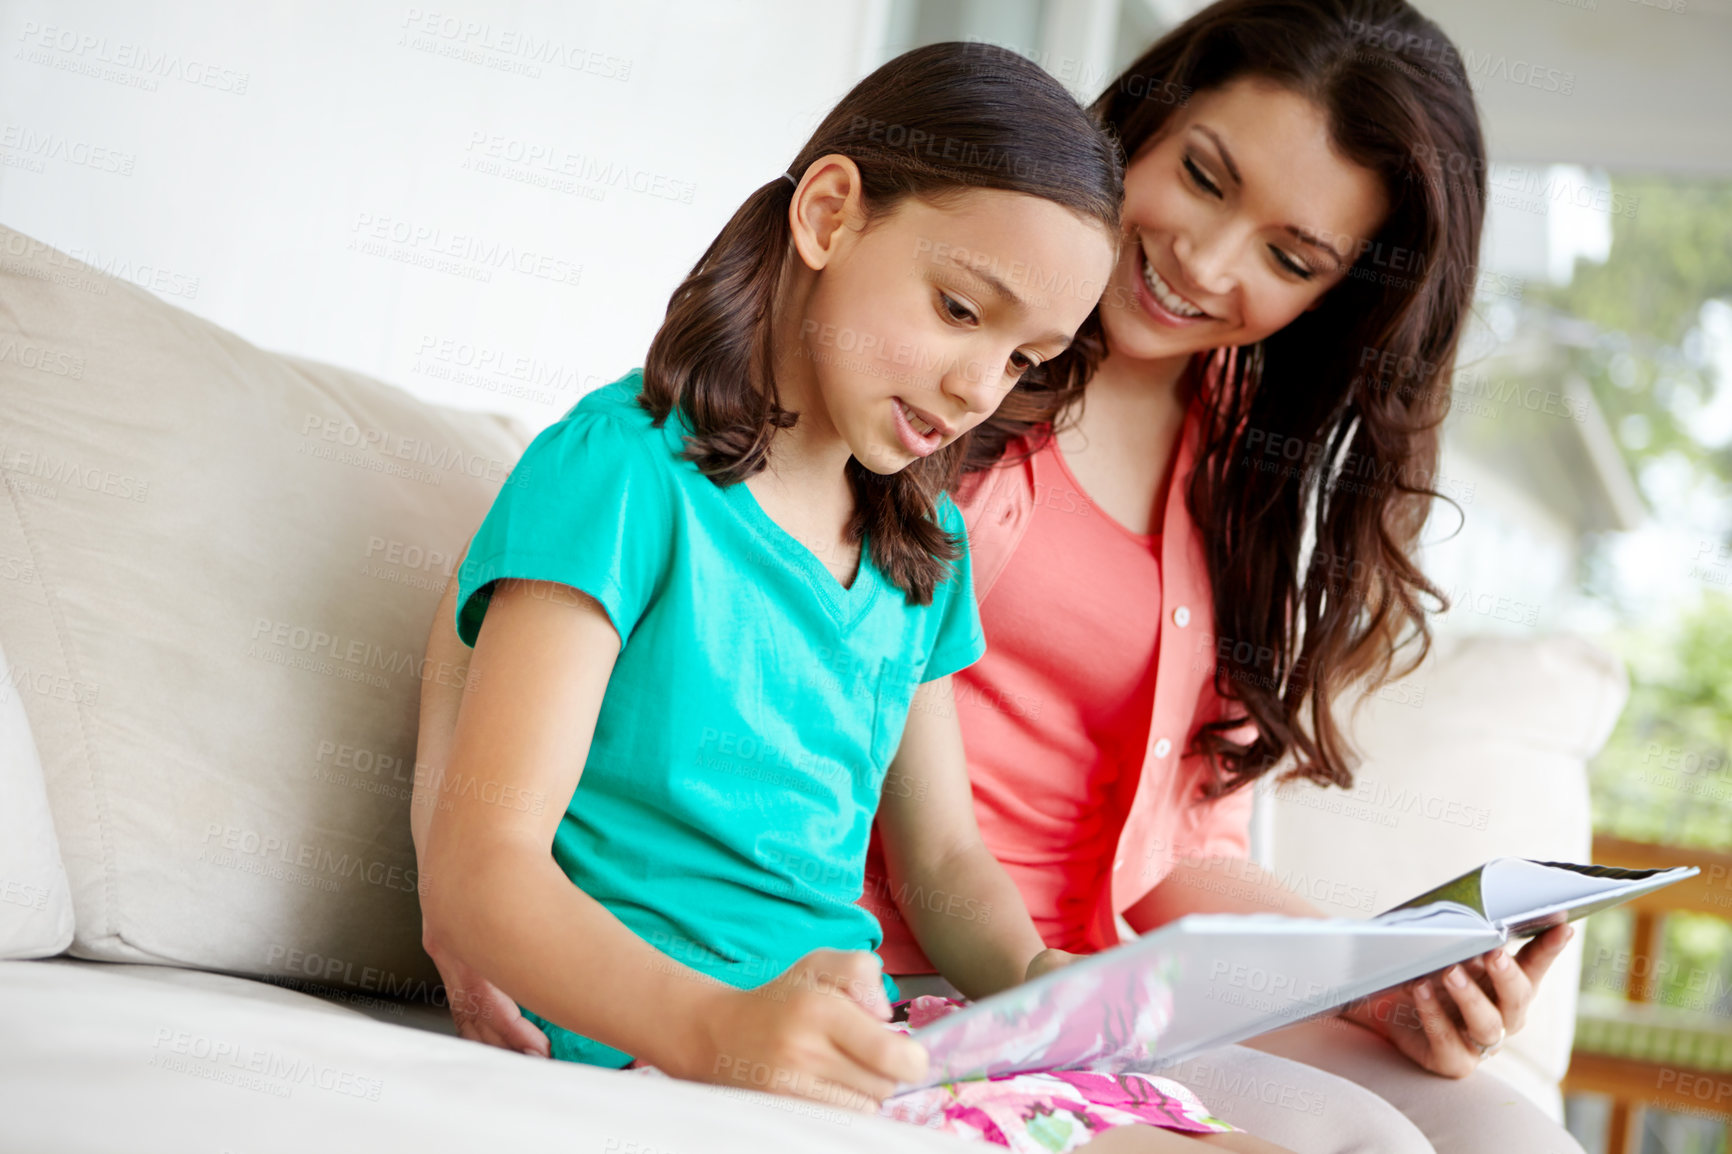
[644, 177, 799, 486]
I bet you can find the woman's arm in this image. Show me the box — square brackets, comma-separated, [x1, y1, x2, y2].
[420, 576, 924, 1106]
[1120, 854, 1325, 930]
[874, 676, 1068, 998]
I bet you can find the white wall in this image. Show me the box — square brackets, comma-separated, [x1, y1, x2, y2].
[0, 0, 884, 424]
[1120, 0, 1732, 173]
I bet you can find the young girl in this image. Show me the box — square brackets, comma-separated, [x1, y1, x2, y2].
[413, 42, 1293, 1154]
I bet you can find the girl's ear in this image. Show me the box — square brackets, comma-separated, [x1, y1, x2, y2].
[788, 154, 867, 272]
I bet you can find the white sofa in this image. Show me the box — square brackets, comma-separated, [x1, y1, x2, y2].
[0, 224, 1624, 1149]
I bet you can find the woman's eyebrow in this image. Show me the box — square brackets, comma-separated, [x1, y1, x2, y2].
[1192, 125, 1241, 185]
[1285, 227, 1348, 271]
[1192, 124, 1349, 271]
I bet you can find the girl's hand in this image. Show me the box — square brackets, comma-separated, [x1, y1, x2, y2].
[424, 935, 552, 1057]
[1024, 947, 1085, 983]
[673, 948, 929, 1112]
[1340, 923, 1574, 1078]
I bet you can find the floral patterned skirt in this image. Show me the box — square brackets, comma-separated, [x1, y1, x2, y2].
[626, 994, 1236, 1153]
[879, 995, 1236, 1151]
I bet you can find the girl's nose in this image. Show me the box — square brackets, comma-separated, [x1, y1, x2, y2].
[939, 356, 1001, 419]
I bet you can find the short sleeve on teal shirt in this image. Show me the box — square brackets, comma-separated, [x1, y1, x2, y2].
[919, 493, 986, 683]
[456, 399, 671, 649]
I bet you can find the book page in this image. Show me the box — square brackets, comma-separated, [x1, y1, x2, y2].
[1370, 899, 1489, 931]
[897, 914, 1501, 1092]
[1482, 859, 1699, 937]
[1380, 865, 1490, 919]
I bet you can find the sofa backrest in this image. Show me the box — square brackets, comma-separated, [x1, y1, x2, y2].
[0, 225, 530, 998]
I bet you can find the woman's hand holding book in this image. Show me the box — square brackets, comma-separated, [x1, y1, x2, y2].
[1338, 923, 1575, 1078]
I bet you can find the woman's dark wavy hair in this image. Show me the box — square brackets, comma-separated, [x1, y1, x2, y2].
[966, 0, 1485, 794]
[639, 41, 1124, 606]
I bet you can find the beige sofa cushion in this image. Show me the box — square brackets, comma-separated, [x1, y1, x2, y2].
[1268, 631, 1627, 1118]
[0, 225, 529, 992]
[0, 638, 75, 957]
[1, 958, 963, 1153]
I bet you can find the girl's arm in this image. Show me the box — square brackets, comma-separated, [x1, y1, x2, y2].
[408, 556, 468, 869]
[421, 577, 925, 1106]
[410, 551, 551, 1056]
[874, 676, 1065, 998]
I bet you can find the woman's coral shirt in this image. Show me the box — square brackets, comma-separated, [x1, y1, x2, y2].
[866, 387, 1256, 972]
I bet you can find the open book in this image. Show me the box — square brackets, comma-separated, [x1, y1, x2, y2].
[895, 858, 1696, 1093]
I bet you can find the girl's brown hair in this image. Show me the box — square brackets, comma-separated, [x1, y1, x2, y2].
[970, 0, 1485, 793]
[639, 41, 1124, 605]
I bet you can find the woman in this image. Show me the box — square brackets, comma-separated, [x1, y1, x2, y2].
[413, 1, 1580, 1150]
[867, 0, 1582, 1151]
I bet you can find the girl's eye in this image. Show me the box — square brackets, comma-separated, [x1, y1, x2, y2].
[1008, 351, 1038, 375]
[1183, 155, 1222, 198]
[1271, 247, 1316, 280]
[939, 292, 977, 324]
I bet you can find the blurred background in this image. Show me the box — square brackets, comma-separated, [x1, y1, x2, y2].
[2, 1, 1729, 1149]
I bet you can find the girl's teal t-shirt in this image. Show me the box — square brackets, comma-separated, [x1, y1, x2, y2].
[454, 369, 986, 1068]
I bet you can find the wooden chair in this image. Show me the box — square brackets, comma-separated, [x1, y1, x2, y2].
[1562, 835, 1732, 1154]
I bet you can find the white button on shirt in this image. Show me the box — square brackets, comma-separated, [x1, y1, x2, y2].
[1173, 606, 1190, 627]
[1153, 737, 1173, 759]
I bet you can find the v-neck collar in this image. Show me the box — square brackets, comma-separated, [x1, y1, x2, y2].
[724, 478, 882, 628]
[656, 390, 882, 627]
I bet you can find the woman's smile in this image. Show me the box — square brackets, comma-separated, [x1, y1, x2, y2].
[1136, 244, 1214, 325]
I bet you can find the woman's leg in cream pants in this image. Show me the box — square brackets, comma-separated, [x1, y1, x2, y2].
[1241, 1016, 1588, 1154]
[1157, 1046, 1435, 1154]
